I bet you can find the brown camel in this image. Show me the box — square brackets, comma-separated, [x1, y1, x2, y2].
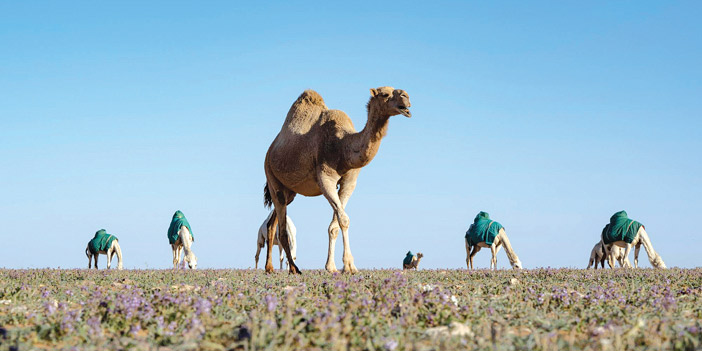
[263, 87, 411, 274]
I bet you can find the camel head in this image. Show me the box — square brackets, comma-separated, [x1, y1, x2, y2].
[186, 252, 198, 270]
[511, 260, 523, 270]
[652, 255, 666, 269]
[417, 253, 424, 259]
[369, 86, 411, 118]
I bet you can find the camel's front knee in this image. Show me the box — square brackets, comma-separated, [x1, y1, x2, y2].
[337, 212, 350, 231]
[328, 221, 340, 240]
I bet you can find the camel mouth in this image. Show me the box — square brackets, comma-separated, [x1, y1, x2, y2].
[398, 107, 412, 118]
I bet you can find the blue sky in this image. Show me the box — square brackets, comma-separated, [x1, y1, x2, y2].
[1, 1, 700, 269]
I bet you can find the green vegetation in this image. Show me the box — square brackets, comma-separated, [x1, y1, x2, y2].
[1, 269, 700, 350]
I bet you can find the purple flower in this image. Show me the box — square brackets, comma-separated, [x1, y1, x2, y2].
[264, 295, 278, 312]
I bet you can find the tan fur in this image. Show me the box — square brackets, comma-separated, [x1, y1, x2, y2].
[403, 253, 424, 270]
[171, 226, 197, 270]
[85, 240, 123, 270]
[587, 242, 628, 269]
[466, 228, 522, 270]
[602, 227, 666, 269]
[264, 87, 411, 274]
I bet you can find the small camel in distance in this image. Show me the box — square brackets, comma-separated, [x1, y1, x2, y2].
[85, 229, 123, 270]
[403, 251, 424, 270]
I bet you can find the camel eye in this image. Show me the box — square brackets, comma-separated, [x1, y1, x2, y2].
[380, 92, 389, 98]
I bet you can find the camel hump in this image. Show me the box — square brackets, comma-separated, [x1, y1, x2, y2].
[283, 90, 328, 133]
[296, 89, 326, 107]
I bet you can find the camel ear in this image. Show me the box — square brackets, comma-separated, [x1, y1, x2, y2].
[370, 88, 378, 97]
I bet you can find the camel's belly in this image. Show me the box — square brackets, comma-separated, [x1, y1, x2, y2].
[289, 178, 323, 197]
[612, 241, 628, 248]
[477, 242, 491, 248]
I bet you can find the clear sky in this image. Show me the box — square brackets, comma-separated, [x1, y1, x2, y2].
[2, 1, 700, 270]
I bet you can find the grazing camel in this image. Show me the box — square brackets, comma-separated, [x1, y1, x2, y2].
[85, 229, 123, 270]
[587, 242, 628, 269]
[601, 211, 666, 269]
[465, 212, 522, 270]
[255, 210, 297, 270]
[403, 251, 423, 270]
[167, 210, 197, 269]
[263, 87, 411, 274]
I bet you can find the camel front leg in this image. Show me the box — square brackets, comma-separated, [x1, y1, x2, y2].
[114, 242, 123, 270]
[324, 170, 360, 273]
[634, 243, 641, 268]
[621, 243, 632, 268]
[490, 245, 498, 270]
[106, 249, 112, 270]
[175, 245, 183, 269]
[319, 172, 357, 273]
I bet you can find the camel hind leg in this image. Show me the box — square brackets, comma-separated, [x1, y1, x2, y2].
[465, 240, 471, 270]
[86, 246, 92, 269]
[254, 243, 263, 270]
[469, 246, 481, 270]
[172, 244, 178, 269]
[265, 179, 300, 274]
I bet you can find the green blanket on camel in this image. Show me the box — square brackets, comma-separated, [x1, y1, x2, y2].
[168, 210, 194, 245]
[88, 229, 117, 254]
[601, 210, 643, 245]
[403, 251, 414, 266]
[465, 211, 504, 246]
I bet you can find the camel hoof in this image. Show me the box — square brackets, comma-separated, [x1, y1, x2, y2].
[342, 264, 358, 274]
[265, 264, 275, 273]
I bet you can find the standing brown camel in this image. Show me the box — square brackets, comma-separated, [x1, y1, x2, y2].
[263, 87, 411, 274]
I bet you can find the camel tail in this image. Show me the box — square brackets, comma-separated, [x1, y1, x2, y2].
[85, 247, 90, 258]
[264, 183, 272, 209]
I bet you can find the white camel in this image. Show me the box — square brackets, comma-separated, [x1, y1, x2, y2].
[602, 226, 666, 269]
[587, 242, 628, 269]
[171, 225, 197, 270]
[85, 234, 123, 270]
[466, 228, 522, 270]
[255, 210, 296, 270]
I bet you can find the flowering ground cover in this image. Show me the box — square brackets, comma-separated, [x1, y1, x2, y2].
[0, 268, 700, 350]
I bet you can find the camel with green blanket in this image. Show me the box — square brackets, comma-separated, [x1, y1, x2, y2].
[402, 251, 423, 270]
[600, 211, 666, 269]
[465, 212, 522, 270]
[168, 210, 197, 269]
[85, 229, 123, 270]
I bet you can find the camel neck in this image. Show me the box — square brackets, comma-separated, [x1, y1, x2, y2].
[345, 109, 390, 169]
